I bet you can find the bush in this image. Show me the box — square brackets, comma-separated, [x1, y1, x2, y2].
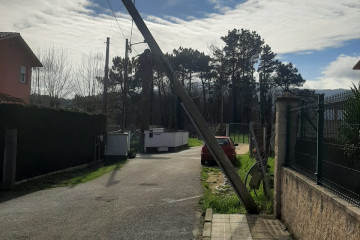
[0, 104, 106, 181]
[342, 84, 360, 160]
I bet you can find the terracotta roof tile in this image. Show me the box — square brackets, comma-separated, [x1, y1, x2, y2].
[0, 92, 26, 104]
[0, 32, 20, 41]
[0, 32, 42, 67]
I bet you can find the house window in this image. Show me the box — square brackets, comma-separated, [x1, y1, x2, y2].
[20, 65, 27, 83]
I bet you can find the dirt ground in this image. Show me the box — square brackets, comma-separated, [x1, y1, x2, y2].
[236, 143, 249, 155]
[206, 171, 226, 193]
[205, 144, 249, 193]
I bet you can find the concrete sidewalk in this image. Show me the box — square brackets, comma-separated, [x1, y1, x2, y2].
[202, 209, 293, 240]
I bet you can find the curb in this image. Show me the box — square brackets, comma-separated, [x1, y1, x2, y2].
[202, 208, 213, 239]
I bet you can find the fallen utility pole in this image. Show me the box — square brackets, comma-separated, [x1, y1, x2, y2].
[121, 0, 259, 213]
[140, 49, 153, 153]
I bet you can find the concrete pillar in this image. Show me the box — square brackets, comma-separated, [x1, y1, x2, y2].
[274, 93, 299, 218]
[2, 129, 17, 190]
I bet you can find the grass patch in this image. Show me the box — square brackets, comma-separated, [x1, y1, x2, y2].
[200, 166, 245, 214]
[237, 153, 274, 214]
[188, 137, 203, 147]
[201, 191, 246, 214]
[12, 160, 127, 193]
[200, 153, 274, 214]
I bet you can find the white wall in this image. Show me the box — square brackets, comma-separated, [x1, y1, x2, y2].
[105, 133, 129, 156]
[144, 131, 189, 150]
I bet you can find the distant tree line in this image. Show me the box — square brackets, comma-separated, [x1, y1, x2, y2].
[31, 28, 306, 131]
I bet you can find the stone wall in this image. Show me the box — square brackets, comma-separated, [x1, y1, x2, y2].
[281, 167, 360, 240]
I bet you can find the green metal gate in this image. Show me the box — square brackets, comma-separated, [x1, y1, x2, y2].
[227, 123, 250, 144]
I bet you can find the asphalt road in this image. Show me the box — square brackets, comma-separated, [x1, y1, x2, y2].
[0, 147, 203, 240]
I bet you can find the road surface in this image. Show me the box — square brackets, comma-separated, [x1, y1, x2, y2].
[0, 147, 203, 239]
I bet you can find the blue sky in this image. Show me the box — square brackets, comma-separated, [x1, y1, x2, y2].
[93, 0, 241, 19]
[281, 38, 360, 86]
[1, 0, 360, 90]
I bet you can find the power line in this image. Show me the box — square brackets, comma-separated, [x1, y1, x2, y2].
[129, 0, 135, 44]
[34, 42, 104, 52]
[106, 0, 127, 40]
[106, 0, 142, 57]
[131, 45, 139, 55]
[66, 42, 104, 50]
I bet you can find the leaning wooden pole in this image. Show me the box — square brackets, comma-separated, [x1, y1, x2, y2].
[121, 0, 258, 213]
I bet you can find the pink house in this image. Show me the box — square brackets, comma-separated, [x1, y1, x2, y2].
[0, 32, 42, 104]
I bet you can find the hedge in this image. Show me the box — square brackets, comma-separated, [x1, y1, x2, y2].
[0, 104, 106, 181]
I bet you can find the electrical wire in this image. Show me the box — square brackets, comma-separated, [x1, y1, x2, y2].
[33, 42, 104, 53]
[106, 0, 127, 40]
[65, 42, 104, 50]
[129, 0, 135, 44]
[131, 46, 139, 55]
[129, 0, 141, 56]
[106, 0, 142, 57]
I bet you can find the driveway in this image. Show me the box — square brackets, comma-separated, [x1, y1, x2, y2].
[0, 147, 203, 240]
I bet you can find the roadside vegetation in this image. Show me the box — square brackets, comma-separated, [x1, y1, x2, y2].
[188, 137, 203, 147]
[31, 28, 305, 134]
[9, 160, 127, 194]
[200, 153, 274, 214]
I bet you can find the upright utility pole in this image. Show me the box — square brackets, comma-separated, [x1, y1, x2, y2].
[121, 0, 258, 213]
[140, 49, 152, 132]
[122, 39, 129, 132]
[102, 37, 110, 115]
[139, 49, 153, 152]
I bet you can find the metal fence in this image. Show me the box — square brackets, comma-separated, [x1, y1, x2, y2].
[289, 91, 360, 206]
[228, 123, 250, 144]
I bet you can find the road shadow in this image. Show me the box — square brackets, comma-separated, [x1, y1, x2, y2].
[0, 160, 126, 203]
[136, 153, 172, 160]
[106, 163, 122, 187]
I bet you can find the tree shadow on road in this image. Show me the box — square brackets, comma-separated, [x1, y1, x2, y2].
[0, 160, 126, 204]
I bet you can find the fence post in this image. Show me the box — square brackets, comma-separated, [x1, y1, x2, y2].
[2, 129, 17, 190]
[316, 94, 325, 185]
[249, 124, 254, 157]
[300, 100, 305, 138]
[274, 93, 299, 218]
[285, 105, 290, 167]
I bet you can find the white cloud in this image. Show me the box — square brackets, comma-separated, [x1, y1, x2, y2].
[1, 0, 358, 53]
[166, 0, 181, 7]
[304, 54, 360, 89]
[207, 0, 232, 13]
[0, 0, 359, 89]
